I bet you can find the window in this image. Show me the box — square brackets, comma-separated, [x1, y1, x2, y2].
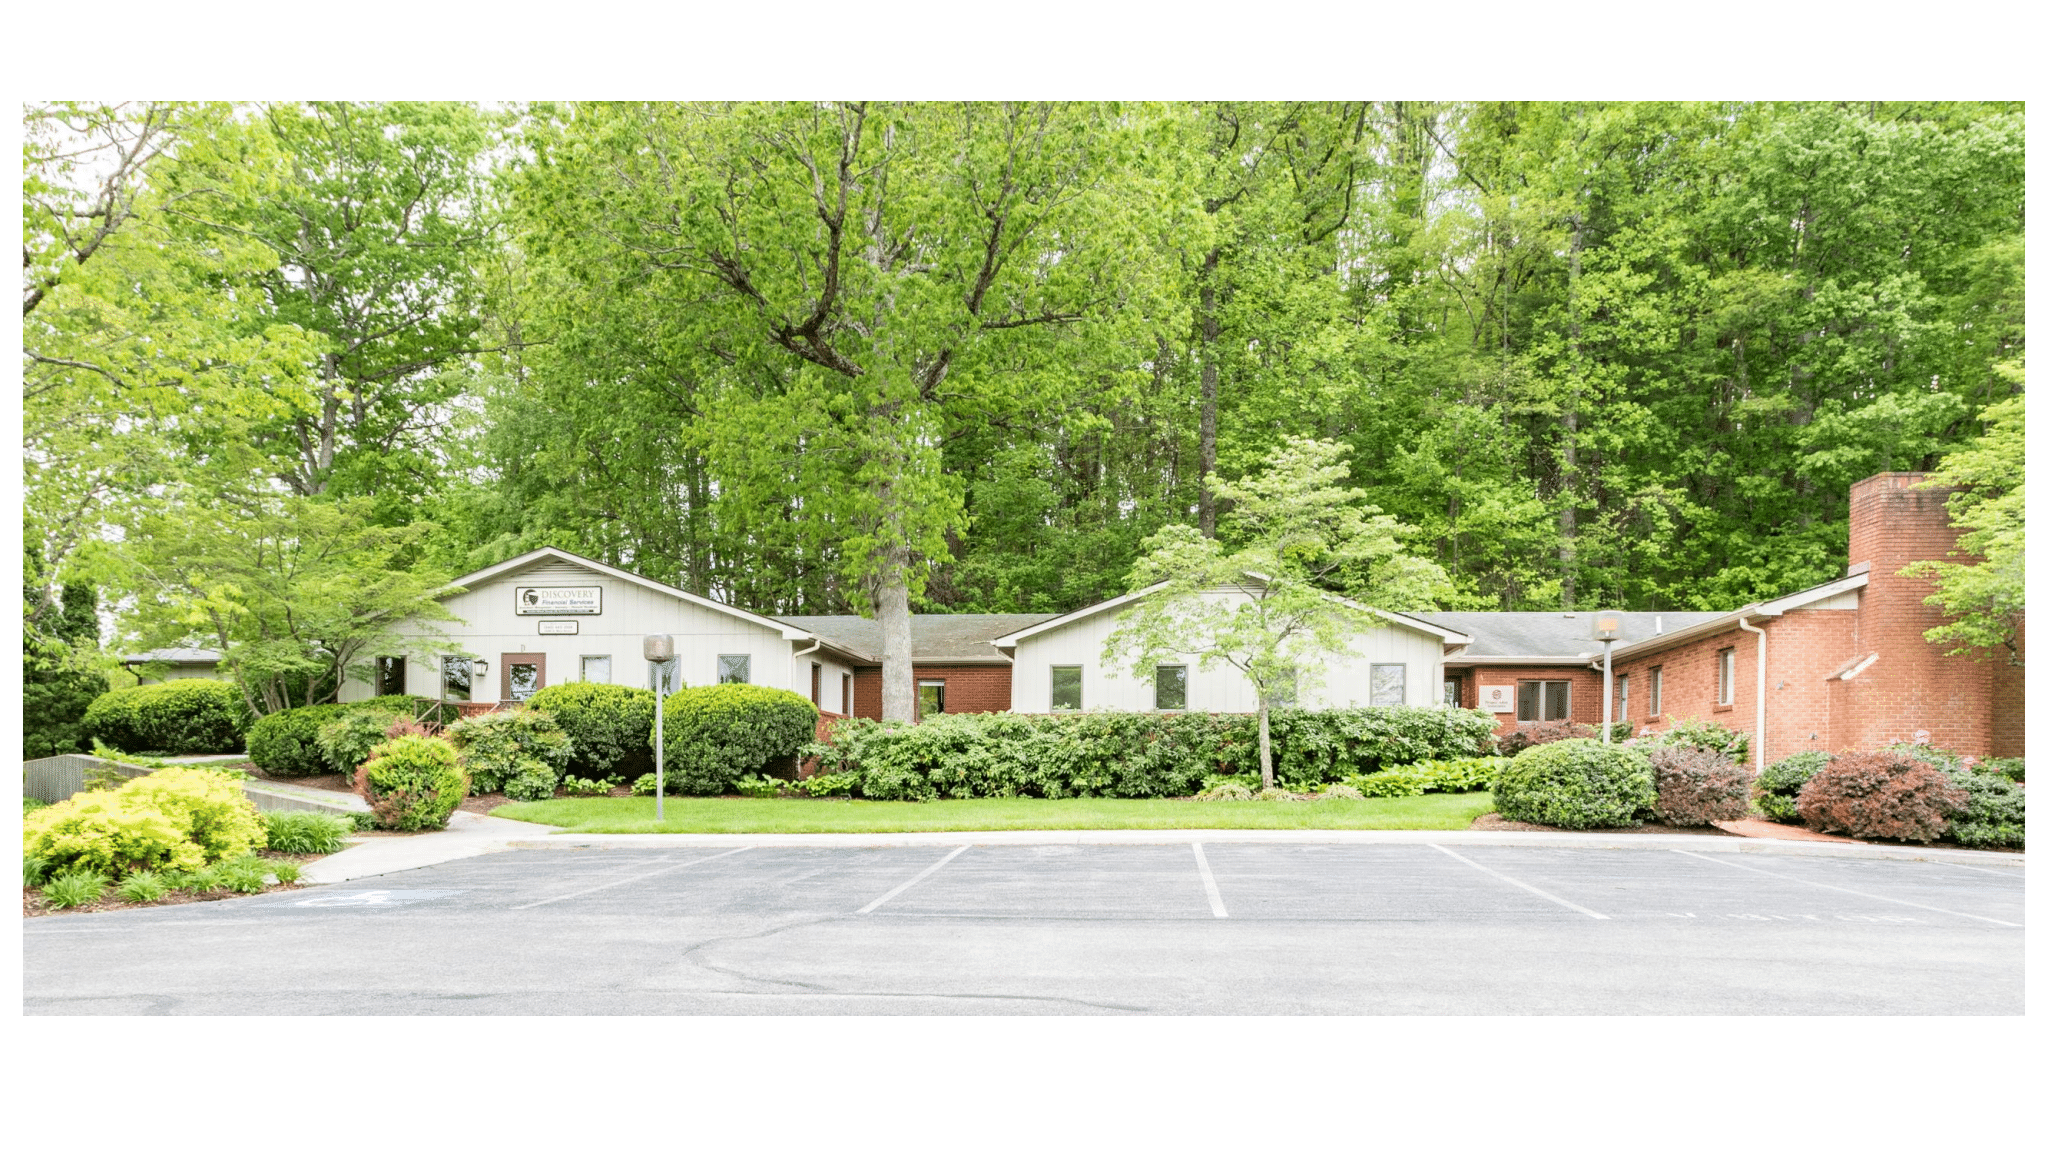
[917, 680, 946, 720]
[581, 655, 611, 684]
[440, 656, 472, 702]
[1370, 663, 1407, 706]
[1617, 674, 1630, 721]
[1649, 667, 1663, 716]
[1716, 648, 1735, 706]
[841, 672, 852, 715]
[376, 656, 406, 698]
[717, 654, 751, 684]
[1050, 665, 1083, 711]
[507, 660, 541, 701]
[1443, 678, 1461, 708]
[810, 662, 822, 706]
[1154, 665, 1188, 711]
[1517, 679, 1571, 721]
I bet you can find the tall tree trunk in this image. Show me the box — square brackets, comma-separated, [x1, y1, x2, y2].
[876, 555, 915, 723]
[1197, 246, 1221, 537]
[1257, 699, 1273, 789]
[1559, 211, 1585, 610]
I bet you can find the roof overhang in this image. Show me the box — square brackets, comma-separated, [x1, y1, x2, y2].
[1599, 572, 1869, 664]
[1445, 653, 1605, 669]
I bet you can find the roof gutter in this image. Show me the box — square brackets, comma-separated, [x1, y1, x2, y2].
[1737, 613, 1767, 775]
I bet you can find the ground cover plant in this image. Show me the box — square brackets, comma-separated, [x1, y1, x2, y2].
[80, 679, 251, 755]
[493, 791, 1497, 834]
[1796, 750, 1969, 843]
[528, 682, 657, 779]
[355, 733, 468, 830]
[445, 708, 575, 800]
[262, 810, 353, 855]
[1492, 739, 1656, 829]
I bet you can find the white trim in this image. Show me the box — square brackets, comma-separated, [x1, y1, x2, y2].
[1602, 573, 1870, 664]
[442, 547, 816, 641]
[989, 579, 1474, 649]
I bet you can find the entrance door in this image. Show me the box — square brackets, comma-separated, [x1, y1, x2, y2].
[502, 652, 546, 703]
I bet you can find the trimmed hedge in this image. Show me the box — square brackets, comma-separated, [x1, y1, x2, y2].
[81, 679, 251, 755]
[528, 682, 656, 779]
[1494, 739, 1656, 829]
[1647, 745, 1750, 827]
[247, 695, 444, 777]
[355, 733, 467, 831]
[660, 684, 819, 795]
[806, 708, 1502, 802]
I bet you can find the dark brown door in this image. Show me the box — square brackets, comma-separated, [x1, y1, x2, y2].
[502, 652, 547, 703]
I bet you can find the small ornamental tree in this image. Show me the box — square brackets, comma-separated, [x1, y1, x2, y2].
[1103, 438, 1452, 788]
[1901, 369, 2025, 667]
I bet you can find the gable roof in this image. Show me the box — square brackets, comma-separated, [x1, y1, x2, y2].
[1422, 611, 1722, 666]
[444, 547, 816, 641]
[777, 614, 1057, 664]
[989, 581, 1473, 648]
[121, 647, 222, 666]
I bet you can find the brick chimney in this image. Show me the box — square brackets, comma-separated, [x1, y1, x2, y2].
[1837, 472, 2006, 755]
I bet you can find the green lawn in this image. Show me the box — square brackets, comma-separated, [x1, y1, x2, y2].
[493, 792, 1497, 834]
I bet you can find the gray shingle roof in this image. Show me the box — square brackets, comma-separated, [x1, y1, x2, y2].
[1414, 612, 1723, 661]
[776, 614, 1057, 664]
[121, 647, 222, 665]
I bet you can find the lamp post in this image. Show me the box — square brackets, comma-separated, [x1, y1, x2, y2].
[644, 634, 675, 821]
[1592, 615, 1621, 743]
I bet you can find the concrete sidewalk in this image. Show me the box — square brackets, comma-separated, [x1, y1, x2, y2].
[300, 811, 547, 884]
[501, 825, 2024, 867]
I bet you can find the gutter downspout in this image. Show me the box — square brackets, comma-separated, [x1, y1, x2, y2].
[1736, 614, 1766, 775]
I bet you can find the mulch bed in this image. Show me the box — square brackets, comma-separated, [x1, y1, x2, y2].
[1470, 813, 1734, 836]
[22, 850, 326, 918]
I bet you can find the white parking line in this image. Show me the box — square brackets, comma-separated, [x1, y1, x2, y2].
[858, 845, 971, 915]
[1192, 843, 1228, 918]
[1429, 843, 1609, 920]
[1917, 858, 2027, 880]
[510, 847, 753, 910]
[1671, 850, 2021, 927]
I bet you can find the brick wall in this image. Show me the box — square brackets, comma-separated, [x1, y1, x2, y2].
[1455, 665, 1607, 739]
[849, 663, 1014, 720]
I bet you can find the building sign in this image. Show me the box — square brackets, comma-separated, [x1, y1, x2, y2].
[537, 620, 579, 635]
[515, 586, 602, 615]
[1478, 684, 1516, 713]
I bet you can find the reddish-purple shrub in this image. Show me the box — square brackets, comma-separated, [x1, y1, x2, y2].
[1498, 720, 1594, 756]
[1648, 745, 1752, 826]
[1797, 750, 1969, 842]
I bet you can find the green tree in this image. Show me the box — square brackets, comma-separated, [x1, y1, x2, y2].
[1103, 438, 1452, 786]
[1903, 365, 2024, 665]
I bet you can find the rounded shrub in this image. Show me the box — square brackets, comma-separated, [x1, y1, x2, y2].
[1496, 719, 1595, 757]
[82, 679, 251, 754]
[247, 703, 351, 776]
[528, 682, 656, 778]
[1796, 750, 1968, 842]
[1755, 751, 1833, 823]
[355, 733, 467, 831]
[1494, 738, 1656, 829]
[1646, 745, 1751, 827]
[659, 684, 819, 795]
[22, 765, 265, 875]
[445, 709, 574, 796]
[316, 708, 407, 776]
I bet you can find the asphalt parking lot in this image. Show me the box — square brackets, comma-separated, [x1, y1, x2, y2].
[22, 842, 2024, 1014]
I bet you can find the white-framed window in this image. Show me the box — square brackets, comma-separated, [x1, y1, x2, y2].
[440, 656, 472, 702]
[1617, 673, 1630, 721]
[1154, 665, 1188, 711]
[1716, 648, 1735, 706]
[376, 656, 406, 697]
[1649, 666, 1663, 716]
[581, 655, 612, 684]
[1050, 666, 1083, 711]
[1370, 663, 1407, 706]
[717, 654, 751, 684]
[1518, 680, 1571, 721]
[917, 679, 946, 720]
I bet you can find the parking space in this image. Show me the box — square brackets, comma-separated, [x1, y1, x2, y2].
[23, 842, 2024, 1015]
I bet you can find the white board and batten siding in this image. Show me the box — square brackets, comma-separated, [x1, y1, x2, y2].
[337, 555, 802, 705]
[1008, 591, 1450, 713]
[791, 651, 857, 714]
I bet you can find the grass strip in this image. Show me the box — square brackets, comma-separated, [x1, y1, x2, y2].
[493, 792, 1496, 834]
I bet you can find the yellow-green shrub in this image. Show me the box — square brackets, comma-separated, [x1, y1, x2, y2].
[21, 766, 266, 875]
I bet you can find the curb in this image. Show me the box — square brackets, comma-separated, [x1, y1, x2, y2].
[497, 827, 2025, 866]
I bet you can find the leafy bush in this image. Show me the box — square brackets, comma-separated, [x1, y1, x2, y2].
[1409, 757, 1508, 793]
[248, 695, 440, 777]
[1978, 757, 2024, 784]
[270, 860, 303, 885]
[82, 679, 251, 755]
[1321, 783, 1364, 800]
[1194, 781, 1254, 801]
[446, 709, 575, 796]
[1943, 768, 2025, 849]
[1647, 745, 1751, 826]
[1797, 751, 1968, 842]
[355, 733, 467, 831]
[799, 772, 859, 798]
[1268, 707, 1500, 786]
[1755, 751, 1833, 823]
[1657, 717, 1750, 764]
[1496, 719, 1594, 756]
[42, 870, 108, 908]
[734, 774, 786, 799]
[1343, 767, 1427, 797]
[211, 855, 271, 893]
[528, 682, 657, 778]
[560, 775, 618, 796]
[118, 870, 169, 903]
[1494, 739, 1656, 829]
[262, 810, 352, 855]
[630, 772, 680, 796]
[660, 684, 819, 796]
[316, 708, 406, 776]
[23, 766, 266, 875]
